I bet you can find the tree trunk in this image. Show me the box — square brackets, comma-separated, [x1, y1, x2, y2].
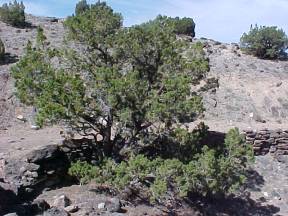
[103, 126, 113, 156]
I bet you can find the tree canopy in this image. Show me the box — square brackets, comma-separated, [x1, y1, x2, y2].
[0, 0, 25, 27]
[240, 25, 288, 59]
[141, 15, 196, 37]
[75, 0, 90, 16]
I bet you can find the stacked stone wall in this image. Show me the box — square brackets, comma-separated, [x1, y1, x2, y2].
[243, 129, 288, 156]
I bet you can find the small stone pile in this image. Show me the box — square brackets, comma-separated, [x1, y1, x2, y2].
[244, 129, 288, 156]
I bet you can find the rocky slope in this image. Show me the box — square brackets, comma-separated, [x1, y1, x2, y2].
[1, 15, 288, 133]
[201, 39, 288, 132]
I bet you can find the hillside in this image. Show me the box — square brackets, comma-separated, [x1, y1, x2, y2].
[2, 15, 288, 134]
[202, 39, 288, 131]
[0, 16, 288, 131]
[1, 15, 288, 216]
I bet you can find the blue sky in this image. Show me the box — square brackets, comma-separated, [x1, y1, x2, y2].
[1, 0, 288, 43]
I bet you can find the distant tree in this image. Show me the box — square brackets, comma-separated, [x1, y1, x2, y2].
[240, 25, 288, 59]
[141, 15, 196, 37]
[173, 17, 195, 37]
[75, 0, 90, 16]
[0, 38, 5, 61]
[0, 0, 25, 27]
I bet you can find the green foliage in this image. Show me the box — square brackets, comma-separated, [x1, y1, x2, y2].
[69, 128, 254, 201]
[13, 2, 209, 157]
[141, 15, 196, 37]
[75, 0, 89, 16]
[64, 1, 122, 49]
[36, 26, 47, 45]
[151, 122, 209, 162]
[0, 38, 5, 61]
[12, 2, 253, 201]
[240, 25, 288, 59]
[11, 28, 85, 126]
[0, 0, 25, 27]
[68, 161, 100, 184]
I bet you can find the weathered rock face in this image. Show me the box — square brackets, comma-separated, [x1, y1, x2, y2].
[0, 137, 103, 214]
[0, 145, 70, 214]
[244, 129, 288, 156]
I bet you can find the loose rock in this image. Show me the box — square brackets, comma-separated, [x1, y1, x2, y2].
[105, 198, 121, 213]
[43, 207, 69, 216]
[64, 205, 79, 213]
[53, 195, 71, 208]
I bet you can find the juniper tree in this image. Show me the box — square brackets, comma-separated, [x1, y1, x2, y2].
[12, 2, 209, 156]
[240, 25, 288, 59]
[141, 15, 196, 37]
[0, 0, 25, 27]
[12, 1, 254, 201]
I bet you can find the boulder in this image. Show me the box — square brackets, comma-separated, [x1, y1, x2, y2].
[31, 199, 50, 214]
[26, 145, 61, 163]
[105, 198, 121, 213]
[64, 205, 79, 213]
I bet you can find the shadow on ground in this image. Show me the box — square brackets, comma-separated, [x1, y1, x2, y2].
[0, 184, 19, 215]
[245, 169, 265, 192]
[184, 169, 280, 216]
[0, 53, 18, 65]
[186, 194, 280, 216]
[12, 21, 37, 30]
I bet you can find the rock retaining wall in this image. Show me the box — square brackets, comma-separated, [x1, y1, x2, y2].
[243, 129, 288, 156]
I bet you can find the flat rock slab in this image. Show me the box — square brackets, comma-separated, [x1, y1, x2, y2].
[0, 126, 62, 158]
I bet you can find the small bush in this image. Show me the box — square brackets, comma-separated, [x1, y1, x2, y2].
[69, 128, 254, 202]
[0, 38, 5, 61]
[240, 25, 288, 59]
[68, 161, 100, 185]
[0, 0, 25, 27]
